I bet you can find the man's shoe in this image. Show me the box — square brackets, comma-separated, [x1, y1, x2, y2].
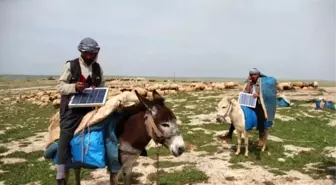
[56, 178, 66, 185]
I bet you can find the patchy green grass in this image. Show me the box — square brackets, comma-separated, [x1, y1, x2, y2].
[0, 146, 8, 154]
[0, 151, 94, 185]
[0, 103, 56, 143]
[19, 141, 32, 147]
[177, 124, 221, 155]
[148, 166, 209, 185]
[172, 92, 221, 116]
[204, 123, 225, 131]
[147, 147, 172, 159]
[182, 129, 213, 147]
[276, 106, 304, 116]
[0, 102, 95, 185]
[268, 169, 287, 176]
[228, 163, 247, 169]
[290, 99, 316, 104]
[197, 144, 219, 154]
[272, 118, 335, 148]
[153, 161, 195, 168]
[0, 89, 335, 184]
[0, 77, 56, 90]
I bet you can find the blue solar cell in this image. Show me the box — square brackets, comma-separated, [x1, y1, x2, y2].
[86, 91, 95, 104]
[79, 91, 90, 103]
[71, 96, 80, 104]
[71, 93, 85, 104]
[95, 89, 107, 102]
[69, 88, 108, 107]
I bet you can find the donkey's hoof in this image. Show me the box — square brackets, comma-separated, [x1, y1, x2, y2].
[244, 154, 248, 158]
[235, 152, 240, 156]
[257, 139, 265, 147]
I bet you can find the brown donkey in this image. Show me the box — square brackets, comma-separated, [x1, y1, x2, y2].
[66, 90, 185, 185]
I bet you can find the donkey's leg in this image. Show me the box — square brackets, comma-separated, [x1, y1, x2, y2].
[261, 128, 268, 152]
[244, 131, 249, 157]
[74, 168, 81, 185]
[121, 154, 138, 185]
[110, 172, 120, 185]
[123, 165, 134, 185]
[235, 131, 242, 155]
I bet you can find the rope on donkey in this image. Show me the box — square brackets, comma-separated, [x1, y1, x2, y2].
[143, 112, 164, 184]
[77, 107, 99, 162]
[156, 147, 160, 185]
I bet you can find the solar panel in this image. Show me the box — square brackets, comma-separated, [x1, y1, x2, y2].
[238, 92, 257, 108]
[68, 87, 109, 108]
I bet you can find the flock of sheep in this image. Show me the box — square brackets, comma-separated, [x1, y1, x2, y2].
[277, 81, 319, 90]
[1, 78, 319, 108]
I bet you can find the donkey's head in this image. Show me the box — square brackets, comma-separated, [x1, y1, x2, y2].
[216, 96, 237, 124]
[134, 89, 185, 157]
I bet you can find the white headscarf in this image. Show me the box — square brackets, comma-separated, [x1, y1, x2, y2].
[249, 68, 260, 75]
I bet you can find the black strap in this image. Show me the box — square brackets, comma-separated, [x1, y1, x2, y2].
[66, 58, 81, 84]
[91, 62, 102, 86]
[65, 58, 102, 86]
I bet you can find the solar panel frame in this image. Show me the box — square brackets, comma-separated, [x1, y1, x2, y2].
[238, 92, 257, 108]
[68, 87, 109, 108]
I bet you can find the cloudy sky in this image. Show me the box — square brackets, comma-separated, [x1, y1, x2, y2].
[0, 0, 335, 80]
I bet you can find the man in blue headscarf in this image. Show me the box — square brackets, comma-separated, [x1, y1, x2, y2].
[218, 68, 266, 147]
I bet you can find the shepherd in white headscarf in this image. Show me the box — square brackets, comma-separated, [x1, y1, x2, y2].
[218, 68, 267, 147]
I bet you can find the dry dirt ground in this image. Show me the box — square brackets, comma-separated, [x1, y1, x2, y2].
[0, 83, 335, 185]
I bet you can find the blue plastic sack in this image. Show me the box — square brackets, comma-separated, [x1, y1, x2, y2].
[103, 113, 122, 173]
[241, 106, 273, 131]
[44, 128, 106, 168]
[44, 112, 126, 171]
[43, 142, 57, 162]
[70, 129, 106, 168]
[260, 76, 277, 121]
[315, 100, 335, 110]
[315, 100, 322, 109]
[325, 101, 335, 110]
[277, 98, 290, 107]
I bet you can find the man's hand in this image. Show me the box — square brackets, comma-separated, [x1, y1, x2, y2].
[75, 82, 85, 91]
[253, 93, 259, 98]
[248, 76, 252, 83]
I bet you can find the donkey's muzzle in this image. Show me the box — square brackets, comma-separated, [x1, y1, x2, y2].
[177, 146, 185, 155]
[172, 146, 185, 157]
[216, 116, 224, 123]
[170, 135, 185, 157]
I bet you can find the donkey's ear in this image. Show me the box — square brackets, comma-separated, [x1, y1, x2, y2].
[226, 96, 232, 102]
[149, 105, 158, 116]
[230, 97, 237, 103]
[152, 90, 164, 102]
[135, 90, 151, 109]
[226, 96, 236, 103]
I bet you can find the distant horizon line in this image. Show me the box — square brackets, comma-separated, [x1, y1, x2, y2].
[0, 73, 335, 82]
